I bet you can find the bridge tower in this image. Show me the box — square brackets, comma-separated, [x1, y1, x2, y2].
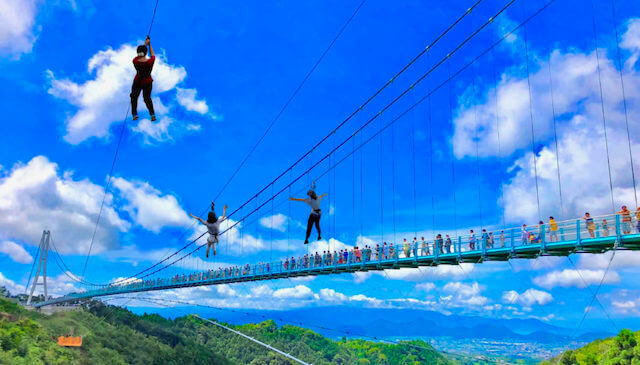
[27, 230, 50, 306]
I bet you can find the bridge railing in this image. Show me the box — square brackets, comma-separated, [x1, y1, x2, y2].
[84, 212, 638, 297]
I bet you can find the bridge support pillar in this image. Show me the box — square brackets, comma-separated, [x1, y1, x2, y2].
[27, 230, 50, 306]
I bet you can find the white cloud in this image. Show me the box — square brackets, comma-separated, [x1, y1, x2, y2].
[452, 19, 640, 223]
[0, 271, 25, 296]
[369, 264, 474, 282]
[622, 18, 640, 68]
[533, 269, 621, 289]
[317, 288, 347, 302]
[0, 0, 38, 57]
[441, 281, 488, 307]
[578, 251, 640, 270]
[415, 282, 435, 292]
[0, 241, 33, 264]
[502, 288, 553, 306]
[176, 87, 214, 116]
[0, 156, 128, 255]
[273, 285, 314, 299]
[112, 177, 190, 233]
[259, 213, 289, 232]
[47, 43, 215, 144]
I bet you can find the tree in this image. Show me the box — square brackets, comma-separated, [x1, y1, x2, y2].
[606, 329, 640, 365]
[560, 350, 578, 365]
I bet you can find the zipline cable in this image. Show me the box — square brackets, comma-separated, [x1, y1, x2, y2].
[105, 0, 488, 286]
[113, 295, 483, 360]
[107, 0, 537, 284]
[211, 0, 368, 204]
[134, 0, 554, 280]
[589, 0, 616, 214]
[610, 0, 637, 208]
[82, 0, 161, 280]
[522, 8, 542, 222]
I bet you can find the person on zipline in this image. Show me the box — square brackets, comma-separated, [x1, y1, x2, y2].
[189, 204, 227, 258]
[131, 36, 156, 121]
[290, 184, 327, 244]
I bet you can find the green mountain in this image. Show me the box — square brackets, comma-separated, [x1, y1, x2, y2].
[540, 329, 640, 365]
[0, 297, 452, 365]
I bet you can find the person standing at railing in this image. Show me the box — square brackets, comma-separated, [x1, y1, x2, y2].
[636, 207, 640, 233]
[488, 232, 494, 249]
[420, 237, 428, 256]
[383, 242, 389, 260]
[548, 216, 558, 242]
[469, 230, 476, 250]
[584, 213, 596, 238]
[602, 219, 609, 237]
[482, 229, 489, 248]
[499, 231, 506, 247]
[537, 221, 545, 243]
[521, 224, 529, 245]
[619, 205, 632, 234]
[445, 234, 452, 253]
[403, 239, 410, 258]
[437, 234, 444, 254]
[389, 243, 396, 259]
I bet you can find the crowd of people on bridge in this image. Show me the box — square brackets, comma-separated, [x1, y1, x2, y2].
[104, 205, 640, 293]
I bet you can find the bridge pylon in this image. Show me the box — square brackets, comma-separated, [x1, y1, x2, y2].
[27, 230, 50, 306]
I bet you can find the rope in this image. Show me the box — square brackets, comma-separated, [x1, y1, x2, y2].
[555, 248, 618, 365]
[566, 256, 618, 333]
[392, 124, 397, 245]
[24, 239, 41, 294]
[194, 315, 311, 365]
[211, 0, 368, 203]
[104, 0, 492, 286]
[471, 63, 483, 231]
[610, 0, 637, 208]
[411, 119, 418, 238]
[82, 0, 160, 280]
[147, 0, 160, 36]
[82, 106, 130, 278]
[490, 49, 506, 229]
[547, 56, 564, 218]
[111, 0, 546, 283]
[116, 295, 476, 358]
[522, 15, 542, 221]
[589, 0, 616, 213]
[447, 60, 458, 238]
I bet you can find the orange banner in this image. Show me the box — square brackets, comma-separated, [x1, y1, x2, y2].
[57, 336, 82, 347]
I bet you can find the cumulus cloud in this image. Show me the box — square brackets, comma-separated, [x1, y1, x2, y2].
[273, 285, 314, 299]
[259, 213, 289, 232]
[47, 43, 216, 144]
[502, 288, 553, 306]
[451, 19, 640, 223]
[415, 282, 435, 291]
[533, 269, 621, 289]
[0, 0, 39, 57]
[0, 156, 128, 254]
[0, 241, 33, 264]
[176, 88, 216, 117]
[112, 177, 190, 233]
[442, 282, 488, 307]
[0, 271, 81, 298]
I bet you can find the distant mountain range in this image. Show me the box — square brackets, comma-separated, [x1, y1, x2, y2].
[134, 305, 613, 344]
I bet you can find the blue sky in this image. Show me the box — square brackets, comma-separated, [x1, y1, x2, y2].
[2, 0, 640, 334]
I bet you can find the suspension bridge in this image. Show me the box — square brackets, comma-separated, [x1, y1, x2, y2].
[23, 4, 640, 363]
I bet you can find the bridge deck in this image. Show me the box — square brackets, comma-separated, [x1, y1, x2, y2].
[35, 214, 640, 308]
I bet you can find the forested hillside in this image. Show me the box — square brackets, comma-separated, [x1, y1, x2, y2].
[540, 329, 640, 365]
[0, 297, 451, 364]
